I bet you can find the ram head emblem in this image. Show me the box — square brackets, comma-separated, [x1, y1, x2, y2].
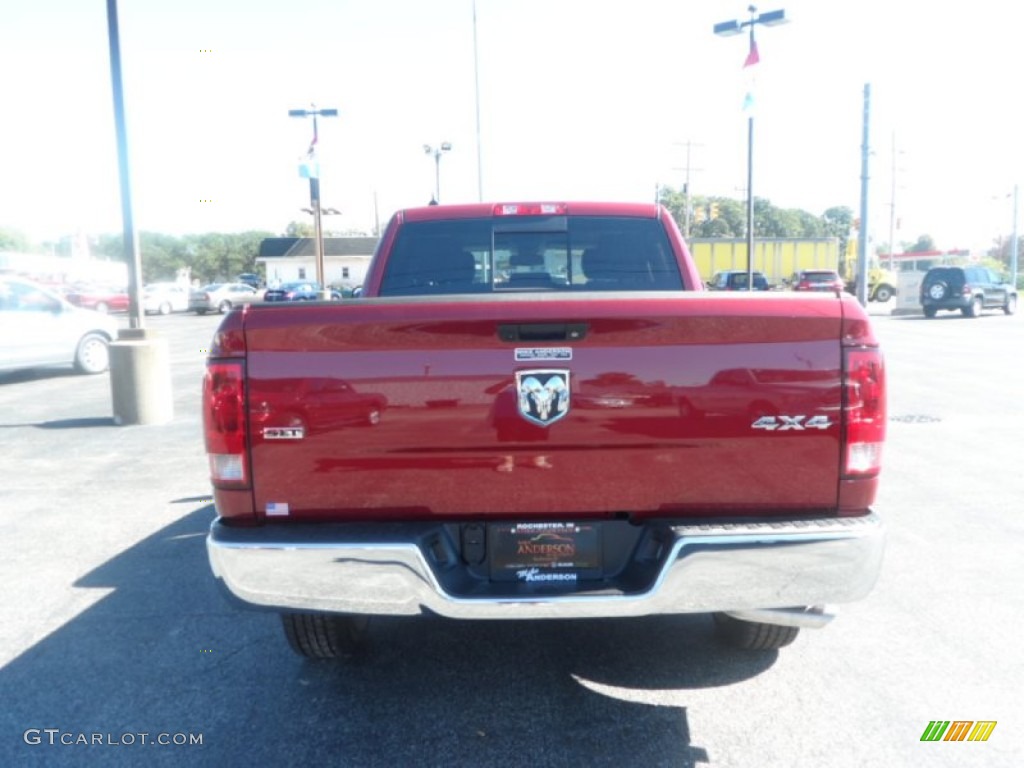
[515, 370, 571, 427]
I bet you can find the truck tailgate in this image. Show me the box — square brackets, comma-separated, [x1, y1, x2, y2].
[242, 293, 845, 520]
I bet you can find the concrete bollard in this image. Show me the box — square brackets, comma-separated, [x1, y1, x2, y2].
[109, 328, 174, 425]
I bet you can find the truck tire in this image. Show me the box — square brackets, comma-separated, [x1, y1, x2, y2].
[281, 613, 368, 659]
[923, 307, 937, 318]
[712, 612, 800, 650]
[873, 284, 893, 303]
[1005, 295, 1017, 315]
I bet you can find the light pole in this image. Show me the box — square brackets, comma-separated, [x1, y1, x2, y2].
[714, 6, 788, 290]
[424, 142, 452, 203]
[289, 105, 338, 299]
[301, 207, 340, 288]
[1010, 185, 1019, 288]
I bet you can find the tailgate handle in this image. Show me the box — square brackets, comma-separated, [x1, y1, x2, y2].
[498, 323, 588, 342]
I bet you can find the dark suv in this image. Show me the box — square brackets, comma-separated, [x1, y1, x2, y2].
[708, 270, 770, 291]
[919, 266, 1017, 318]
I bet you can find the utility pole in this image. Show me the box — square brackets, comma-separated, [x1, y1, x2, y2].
[1012, 184, 1019, 288]
[857, 83, 871, 307]
[887, 131, 906, 271]
[673, 140, 703, 237]
[887, 131, 896, 271]
[473, 0, 484, 201]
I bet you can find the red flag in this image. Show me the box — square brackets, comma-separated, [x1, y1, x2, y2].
[744, 39, 760, 68]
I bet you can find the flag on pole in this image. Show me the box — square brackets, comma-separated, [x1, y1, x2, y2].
[742, 38, 759, 113]
[744, 39, 760, 68]
[299, 122, 320, 179]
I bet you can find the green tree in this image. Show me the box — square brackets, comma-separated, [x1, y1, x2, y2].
[908, 234, 935, 252]
[0, 226, 31, 252]
[658, 187, 851, 241]
[285, 220, 315, 237]
[822, 206, 854, 260]
[184, 230, 273, 284]
[140, 232, 191, 282]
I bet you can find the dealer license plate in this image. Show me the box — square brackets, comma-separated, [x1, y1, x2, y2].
[488, 522, 602, 582]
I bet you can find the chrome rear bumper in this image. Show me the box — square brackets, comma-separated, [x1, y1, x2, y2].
[207, 514, 884, 624]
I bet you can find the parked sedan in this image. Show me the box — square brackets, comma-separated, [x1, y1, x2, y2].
[188, 283, 258, 314]
[143, 283, 190, 315]
[0, 277, 120, 375]
[263, 282, 341, 302]
[64, 285, 129, 314]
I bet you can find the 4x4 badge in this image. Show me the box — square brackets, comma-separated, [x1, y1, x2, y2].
[751, 415, 832, 431]
[515, 370, 570, 427]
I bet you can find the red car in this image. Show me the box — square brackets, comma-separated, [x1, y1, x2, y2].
[64, 286, 130, 313]
[793, 270, 844, 293]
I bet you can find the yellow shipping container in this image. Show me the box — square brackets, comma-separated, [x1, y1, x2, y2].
[688, 238, 840, 287]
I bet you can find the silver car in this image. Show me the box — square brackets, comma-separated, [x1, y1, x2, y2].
[143, 282, 190, 315]
[0, 277, 120, 375]
[188, 282, 257, 314]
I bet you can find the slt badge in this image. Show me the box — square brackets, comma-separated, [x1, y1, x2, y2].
[515, 369, 571, 427]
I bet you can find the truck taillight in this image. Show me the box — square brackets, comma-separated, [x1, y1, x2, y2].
[203, 361, 249, 488]
[843, 347, 886, 476]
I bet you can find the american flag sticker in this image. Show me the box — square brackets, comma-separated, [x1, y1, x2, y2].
[266, 502, 290, 517]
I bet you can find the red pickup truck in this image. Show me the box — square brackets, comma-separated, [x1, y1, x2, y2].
[204, 202, 886, 657]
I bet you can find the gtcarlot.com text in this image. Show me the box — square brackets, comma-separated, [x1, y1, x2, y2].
[23, 729, 203, 747]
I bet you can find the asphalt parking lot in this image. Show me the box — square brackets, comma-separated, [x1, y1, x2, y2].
[0, 304, 1021, 767]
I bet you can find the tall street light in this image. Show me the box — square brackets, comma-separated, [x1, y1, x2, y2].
[424, 142, 452, 203]
[289, 105, 338, 299]
[714, 6, 788, 291]
[1010, 184, 1019, 289]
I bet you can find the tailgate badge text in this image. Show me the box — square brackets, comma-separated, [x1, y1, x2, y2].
[515, 347, 572, 362]
[751, 415, 832, 431]
[263, 427, 306, 440]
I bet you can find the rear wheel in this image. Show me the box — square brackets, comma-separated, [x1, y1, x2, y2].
[74, 333, 111, 374]
[927, 281, 948, 301]
[1005, 295, 1017, 315]
[217, 300, 231, 314]
[712, 612, 800, 650]
[963, 296, 982, 318]
[923, 306, 937, 318]
[281, 613, 369, 659]
[158, 301, 172, 315]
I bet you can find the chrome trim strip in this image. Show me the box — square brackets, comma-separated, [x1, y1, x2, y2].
[207, 514, 884, 621]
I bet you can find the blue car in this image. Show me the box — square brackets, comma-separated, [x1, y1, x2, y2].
[263, 282, 341, 302]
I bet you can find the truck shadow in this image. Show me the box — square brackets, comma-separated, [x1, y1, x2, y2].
[0, 506, 778, 767]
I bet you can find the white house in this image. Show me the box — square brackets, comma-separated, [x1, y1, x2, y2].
[256, 236, 379, 292]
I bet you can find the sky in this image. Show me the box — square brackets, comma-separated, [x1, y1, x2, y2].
[2, 0, 1023, 254]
